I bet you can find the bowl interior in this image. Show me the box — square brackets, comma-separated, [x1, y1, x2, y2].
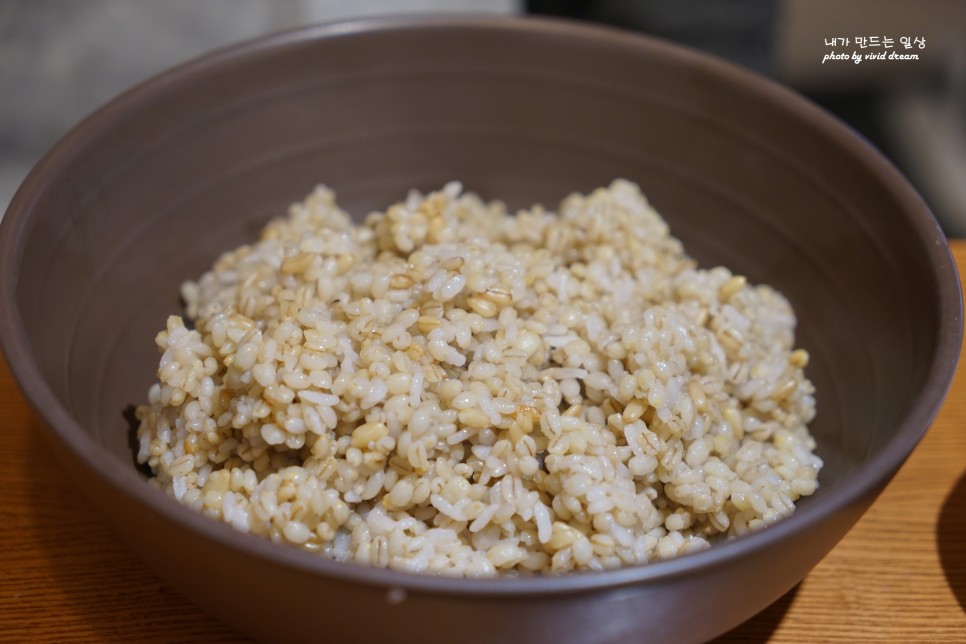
[3, 18, 954, 525]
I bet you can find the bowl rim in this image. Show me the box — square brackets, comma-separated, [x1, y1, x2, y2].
[1, 14, 962, 596]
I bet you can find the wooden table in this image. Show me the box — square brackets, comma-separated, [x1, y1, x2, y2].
[2, 247, 965, 644]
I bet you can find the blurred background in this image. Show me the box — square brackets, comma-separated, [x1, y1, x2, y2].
[2, 0, 964, 233]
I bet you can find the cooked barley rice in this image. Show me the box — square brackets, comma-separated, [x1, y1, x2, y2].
[136, 179, 821, 576]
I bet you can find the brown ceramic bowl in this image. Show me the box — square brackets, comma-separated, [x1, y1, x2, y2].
[0, 16, 961, 644]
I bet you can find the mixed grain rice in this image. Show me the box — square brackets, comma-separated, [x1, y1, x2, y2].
[136, 180, 821, 576]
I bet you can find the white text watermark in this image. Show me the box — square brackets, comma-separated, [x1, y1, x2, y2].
[821, 35, 925, 64]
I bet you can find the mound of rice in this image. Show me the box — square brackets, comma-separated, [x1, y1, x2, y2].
[136, 179, 821, 576]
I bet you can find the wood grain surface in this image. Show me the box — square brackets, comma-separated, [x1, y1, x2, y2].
[2, 245, 965, 643]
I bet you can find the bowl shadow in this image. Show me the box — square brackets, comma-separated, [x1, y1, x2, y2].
[937, 467, 966, 613]
[711, 583, 801, 642]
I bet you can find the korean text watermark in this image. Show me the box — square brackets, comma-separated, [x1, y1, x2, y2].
[822, 36, 925, 64]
